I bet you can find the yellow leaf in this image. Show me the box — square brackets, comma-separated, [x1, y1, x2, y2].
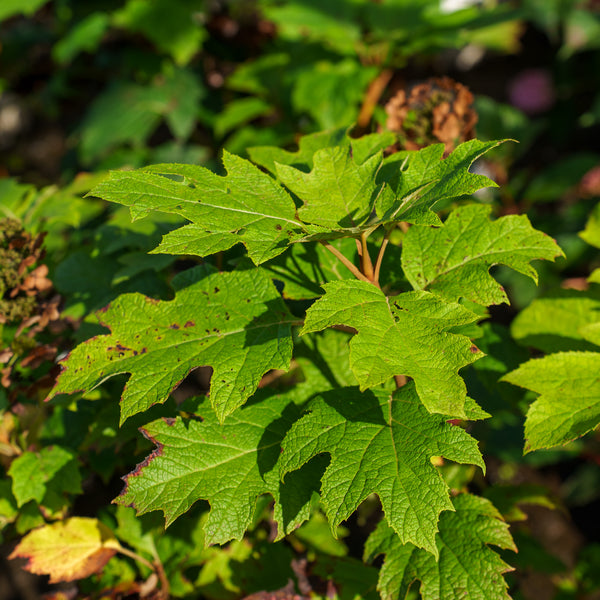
[9, 517, 122, 583]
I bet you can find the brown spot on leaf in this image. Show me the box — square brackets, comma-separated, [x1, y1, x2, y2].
[184, 320, 195, 328]
[470, 345, 479, 353]
[169, 323, 180, 330]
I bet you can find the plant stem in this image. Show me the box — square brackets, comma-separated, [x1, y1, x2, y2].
[357, 68, 394, 128]
[355, 237, 363, 258]
[116, 546, 155, 572]
[116, 545, 171, 598]
[361, 232, 375, 281]
[320, 241, 372, 284]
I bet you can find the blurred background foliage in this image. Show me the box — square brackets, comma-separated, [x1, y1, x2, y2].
[2, 1, 600, 599]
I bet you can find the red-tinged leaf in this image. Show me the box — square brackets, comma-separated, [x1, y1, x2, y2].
[9, 518, 123, 583]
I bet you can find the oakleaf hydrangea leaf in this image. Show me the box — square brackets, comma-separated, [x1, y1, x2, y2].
[249, 129, 395, 174]
[364, 494, 514, 600]
[502, 352, 600, 452]
[402, 204, 564, 305]
[9, 518, 122, 583]
[89, 152, 307, 265]
[117, 393, 321, 544]
[8, 446, 82, 508]
[280, 384, 485, 555]
[510, 291, 600, 353]
[376, 139, 507, 225]
[275, 145, 383, 229]
[48, 266, 295, 423]
[302, 280, 483, 417]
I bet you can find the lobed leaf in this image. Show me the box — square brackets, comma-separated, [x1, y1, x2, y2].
[9, 518, 122, 583]
[402, 204, 564, 305]
[275, 144, 383, 229]
[302, 280, 483, 417]
[89, 152, 308, 265]
[48, 266, 295, 423]
[280, 384, 485, 555]
[364, 494, 515, 600]
[117, 392, 321, 544]
[502, 352, 600, 452]
[8, 446, 82, 508]
[376, 139, 507, 226]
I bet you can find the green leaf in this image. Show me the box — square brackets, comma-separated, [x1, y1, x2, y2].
[112, 0, 206, 65]
[8, 446, 82, 508]
[213, 97, 274, 139]
[376, 139, 507, 226]
[311, 555, 380, 600]
[0, 0, 49, 20]
[510, 291, 600, 353]
[280, 384, 485, 555]
[261, 0, 362, 54]
[249, 129, 394, 175]
[302, 280, 483, 417]
[276, 145, 383, 229]
[402, 204, 564, 305]
[364, 494, 515, 600]
[52, 13, 111, 64]
[116, 392, 320, 544]
[580, 201, 600, 249]
[291, 59, 377, 130]
[91, 153, 307, 265]
[502, 352, 600, 452]
[47, 266, 296, 423]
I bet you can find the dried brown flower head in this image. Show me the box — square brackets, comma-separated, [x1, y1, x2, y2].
[384, 76, 477, 156]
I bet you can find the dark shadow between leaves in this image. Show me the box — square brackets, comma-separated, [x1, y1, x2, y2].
[318, 387, 388, 426]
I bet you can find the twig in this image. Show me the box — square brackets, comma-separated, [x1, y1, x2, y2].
[320, 241, 372, 283]
[357, 68, 394, 128]
[116, 546, 155, 573]
[116, 546, 170, 599]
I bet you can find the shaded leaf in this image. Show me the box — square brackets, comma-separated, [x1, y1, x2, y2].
[263, 237, 357, 300]
[113, 0, 206, 65]
[48, 266, 295, 423]
[302, 280, 483, 417]
[117, 392, 320, 544]
[280, 384, 484, 555]
[364, 494, 515, 600]
[502, 352, 600, 452]
[8, 446, 82, 508]
[510, 290, 600, 353]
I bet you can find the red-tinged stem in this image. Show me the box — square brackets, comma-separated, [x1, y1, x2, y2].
[320, 240, 372, 284]
[355, 237, 363, 258]
[361, 232, 375, 282]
